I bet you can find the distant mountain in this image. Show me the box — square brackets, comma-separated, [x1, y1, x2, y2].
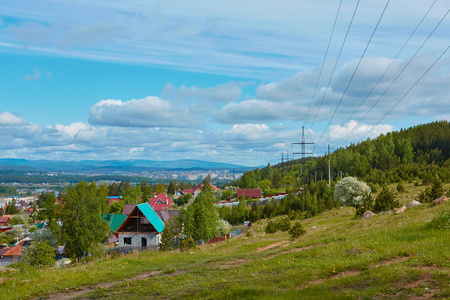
[0, 158, 257, 173]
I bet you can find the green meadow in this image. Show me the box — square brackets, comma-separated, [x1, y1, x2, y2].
[1, 198, 449, 299]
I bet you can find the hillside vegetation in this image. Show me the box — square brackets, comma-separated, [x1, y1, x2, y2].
[1, 194, 449, 299]
[234, 121, 450, 190]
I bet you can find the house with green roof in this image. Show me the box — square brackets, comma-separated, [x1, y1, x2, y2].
[115, 203, 165, 250]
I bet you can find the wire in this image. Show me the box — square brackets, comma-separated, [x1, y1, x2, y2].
[303, 0, 343, 128]
[358, 43, 450, 142]
[332, 0, 438, 148]
[347, 8, 449, 141]
[314, 0, 391, 150]
[308, 0, 361, 133]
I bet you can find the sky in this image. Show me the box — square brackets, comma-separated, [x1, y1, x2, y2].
[0, 0, 449, 166]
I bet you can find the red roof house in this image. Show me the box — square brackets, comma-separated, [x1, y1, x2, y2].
[237, 189, 261, 199]
[149, 193, 173, 210]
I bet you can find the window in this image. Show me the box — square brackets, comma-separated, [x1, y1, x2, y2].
[124, 237, 132, 245]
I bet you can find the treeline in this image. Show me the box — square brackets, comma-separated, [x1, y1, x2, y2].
[218, 181, 335, 225]
[235, 121, 450, 189]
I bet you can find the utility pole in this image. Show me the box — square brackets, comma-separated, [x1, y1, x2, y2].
[328, 144, 331, 187]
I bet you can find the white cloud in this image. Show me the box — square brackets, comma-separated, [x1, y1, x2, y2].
[163, 82, 247, 103]
[88, 96, 202, 128]
[214, 99, 312, 124]
[0, 111, 28, 125]
[329, 121, 393, 141]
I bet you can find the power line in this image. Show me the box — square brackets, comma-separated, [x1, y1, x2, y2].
[358, 43, 450, 142]
[308, 0, 361, 133]
[332, 0, 438, 148]
[314, 0, 391, 150]
[302, 0, 343, 128]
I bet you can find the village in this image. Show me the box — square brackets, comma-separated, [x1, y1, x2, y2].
[0, 178, 291, 267]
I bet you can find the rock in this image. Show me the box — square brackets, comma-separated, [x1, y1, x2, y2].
[361, 211, 376, 219]
[379, 211, 392, 215]
[311, 226, 317, 229]
[189, 252, 195, 255]
[395, 206, 406, 214]
[433, 196, 448, 206]
[406, 200, 422, 208]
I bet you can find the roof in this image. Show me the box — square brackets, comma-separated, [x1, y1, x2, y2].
[194, 184, 219, 192]
[116, 203, 165, 234]
[136, 203, 164, 233]
[149, 193, 173, 210]
[109, 198, 121, 205]
[237, 189, 261, 198]
[110, 214, 127, 232]
[122, 204, 136, 216]
[3, 239, 28, 257]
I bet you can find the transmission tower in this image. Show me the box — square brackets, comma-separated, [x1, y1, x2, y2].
[292, 126, 314, 159]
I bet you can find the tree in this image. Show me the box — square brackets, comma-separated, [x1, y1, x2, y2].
[216, 219, 232, 236]
[8, 214, 31, 226]
[239, 171, 257, 189]
[37, 193, 59, 232]
[109, 200, 125, 214]
[154, 184, 166, 195]
[5, 199, 19, 215]
[334, 177, 372, 214]
[167, 181, 175, 195]
[60, 181, 110, 261]
[159, 216, 182, 251]
[183, 189, 219, 243]
[374, 184, 399, 213]
[122, 185, 143, 205]
[20, 241, 55, 267]
[202, 174, 212, 186]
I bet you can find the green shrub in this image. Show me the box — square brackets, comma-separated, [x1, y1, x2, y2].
[374, 185, 399, 213]
[265, 220, 278, 233]
[396, 182, 406, 193]
[20, 241, 55, 267]
[180, 237, 196, 252]
[289, 221, 306, 239]
[277, 217, 291, 232]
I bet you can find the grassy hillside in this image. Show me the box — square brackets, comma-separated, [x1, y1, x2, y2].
[1, 190, 449, 299]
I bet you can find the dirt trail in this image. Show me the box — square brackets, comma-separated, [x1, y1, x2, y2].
[255, 241, 290, 252]
[43, 270, 166, 300]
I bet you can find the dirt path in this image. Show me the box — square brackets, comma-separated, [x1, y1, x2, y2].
[43, 270, 165, 299]
[255, 241, 290, 252]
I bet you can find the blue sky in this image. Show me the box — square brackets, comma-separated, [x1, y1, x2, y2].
[0, 0, 449, 166]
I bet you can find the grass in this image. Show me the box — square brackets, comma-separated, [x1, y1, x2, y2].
[1, 199, 449, 299]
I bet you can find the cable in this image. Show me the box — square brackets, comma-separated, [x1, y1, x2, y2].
[303, 0, 343, 128]
[314, 0, 391, 150]
[328, 6, 449, 150]
[333, 0, 438, 148]
[358, 43, 450, 142]
[308, 0, 361, 133]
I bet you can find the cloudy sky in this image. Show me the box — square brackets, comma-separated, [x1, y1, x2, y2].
[0, 0, 449, 166]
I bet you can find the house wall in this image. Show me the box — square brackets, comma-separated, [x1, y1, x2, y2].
[117, 233, 161, 249]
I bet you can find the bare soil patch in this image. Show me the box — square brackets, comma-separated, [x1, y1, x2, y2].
[373, 256, 409, 268]
[207, 259, 248, 268]
[43, 270, 165, 300]
[255, 241, 290, 253]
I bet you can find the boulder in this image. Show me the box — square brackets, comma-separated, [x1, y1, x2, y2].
[433, 196, 448, 206]
[379, 211, 392, 215]
[361, 211, 376, 219]
[406, 200, 422, 208]
[395, 206, 407, 214]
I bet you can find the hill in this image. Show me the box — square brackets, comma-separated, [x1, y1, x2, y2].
[233, 121, 450, 190]
[1, 196, 449, 299]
